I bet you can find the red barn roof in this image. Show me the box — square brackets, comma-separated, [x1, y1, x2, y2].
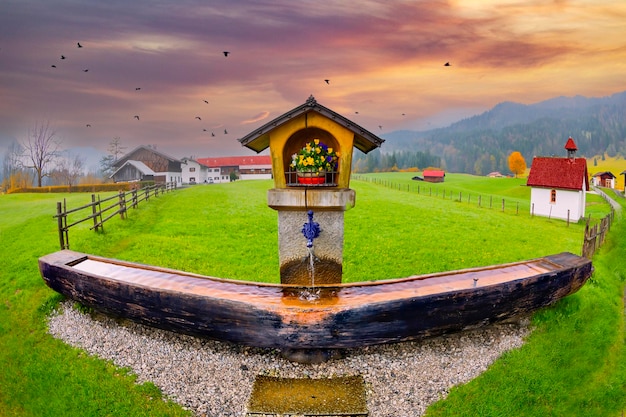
[526, 157, 589, 191]
[423, 170, 445, 177]
[197, 155, 271, 167]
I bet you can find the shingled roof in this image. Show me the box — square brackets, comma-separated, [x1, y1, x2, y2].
[526, 157, 589, 191]
[238, 95, 384, 154]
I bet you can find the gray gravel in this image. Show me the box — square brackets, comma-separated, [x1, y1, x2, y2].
[48, 301, 530, 417]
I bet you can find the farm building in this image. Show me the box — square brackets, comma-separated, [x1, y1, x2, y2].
[526, 137, 589, 222]
[109, 160, 155, 183]
[423, 170, 445, 183]
[111, 146, 182, 184]
[180, 158, 211, 184]
[591, 171, 616, 188]
[196, 155, 272, 183]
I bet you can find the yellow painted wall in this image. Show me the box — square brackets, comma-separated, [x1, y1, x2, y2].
[267, 111, 356, 189]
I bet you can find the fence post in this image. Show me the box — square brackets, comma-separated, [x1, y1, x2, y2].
[132, 188, 138, 208]
[490, 196, 492, 208]
[56, 201, 67, 250]
[531, 203, 534, 217]
[91, 194, 99, 231]
[478, 195, 481, 207]
[501, 199, 505, 212]
[567, 210, 570, 227]
[516, 202, 519, 215]
[119, 191, 127, 219]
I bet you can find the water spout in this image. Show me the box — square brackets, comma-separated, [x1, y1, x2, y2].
[300, 210, 321, 301]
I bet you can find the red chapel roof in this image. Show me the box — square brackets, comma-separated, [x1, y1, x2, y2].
[564, 137, 577, 151]
[526, 157, 589, 191]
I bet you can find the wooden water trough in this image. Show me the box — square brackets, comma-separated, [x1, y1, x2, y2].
[39, 250, 592, 350]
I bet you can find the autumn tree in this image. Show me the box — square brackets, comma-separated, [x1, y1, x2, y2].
[508, 151, 527, 178]
[1, 141, 29, 191]
[21, 121, 62, 187]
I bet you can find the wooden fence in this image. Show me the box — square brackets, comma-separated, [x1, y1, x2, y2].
[353, 175, 524, 214]
[54, 182, 177, 250]
[582, 208, 615, 259]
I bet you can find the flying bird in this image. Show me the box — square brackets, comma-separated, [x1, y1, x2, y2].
[355, 111, 359, 114]
[134, 115, 140, 120]
[51, 65, 56, 68]
[444, 62, 450, 66]
[77, 42, 83, 48]
[211, 132, 215, 137]
[83, 69, 88, 72]
[86, 124, 91, 127]
[324, 79, 330, 84]
[203, 100, 209, 104]
[223, 51, 229, 57]
[195, 116, 201, 120]
[379, 125, 383, 130]
[203, 128, 207, 132]
[135, 87, 141, 91]
[224, 129, 228, 134]
[61, 55, 66, 60]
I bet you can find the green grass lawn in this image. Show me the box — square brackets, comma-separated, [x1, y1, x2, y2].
[0, 176, 623, 416]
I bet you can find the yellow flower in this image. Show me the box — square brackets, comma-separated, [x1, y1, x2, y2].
[314, 139, 320, 145]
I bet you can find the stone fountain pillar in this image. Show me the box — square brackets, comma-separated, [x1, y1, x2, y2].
[238, 95, 384, 286]
[268, 188, 355, 285]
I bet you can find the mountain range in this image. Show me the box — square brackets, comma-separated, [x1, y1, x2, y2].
[376, 90, 626, 175]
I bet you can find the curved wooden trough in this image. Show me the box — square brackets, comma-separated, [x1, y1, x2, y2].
[39, 250, 592, 350]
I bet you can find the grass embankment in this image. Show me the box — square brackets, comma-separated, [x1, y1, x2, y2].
[0, 175, 623, 416]
[426, 199, 626, 417]
[0, 193, 190, 417]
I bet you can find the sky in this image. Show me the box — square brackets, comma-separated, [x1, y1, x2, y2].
[2, 0, 626, 169]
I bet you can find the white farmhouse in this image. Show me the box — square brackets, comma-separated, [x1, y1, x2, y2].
[526, 137, 589, 222]
[196, 156, 272, 183]
[180, 157, 210, 184]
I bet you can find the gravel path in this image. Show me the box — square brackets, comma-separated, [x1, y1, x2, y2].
[48, 301, 530, 416]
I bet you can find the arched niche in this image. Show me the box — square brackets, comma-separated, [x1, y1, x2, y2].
[283, 127, 340, 186]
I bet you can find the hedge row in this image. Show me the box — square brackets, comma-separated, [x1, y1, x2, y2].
[7, 181, 155, 194]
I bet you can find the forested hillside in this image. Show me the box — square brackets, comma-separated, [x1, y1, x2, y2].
[353, 91, 626, 175]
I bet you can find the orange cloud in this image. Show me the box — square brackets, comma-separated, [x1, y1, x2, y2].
[240, 111, 270, 125]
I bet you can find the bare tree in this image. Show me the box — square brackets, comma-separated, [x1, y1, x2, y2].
[53, 152, 85, 190]
[108, 136, 126, 161]
[100, 137, 126, 180]
[21, 121, 62, 187]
